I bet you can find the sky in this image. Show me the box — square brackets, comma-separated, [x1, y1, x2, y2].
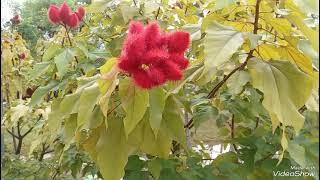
[1, 0, 24, 25]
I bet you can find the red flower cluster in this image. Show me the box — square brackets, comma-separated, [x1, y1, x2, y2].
[48, 2, 85, 28]
[118, 21, 190, 89]
[10, 15, 21, 25]
[18, 53, 26, 60]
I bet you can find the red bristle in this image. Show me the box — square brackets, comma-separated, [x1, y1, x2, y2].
[48, 5, 61, 24]
[59, 2, 72, 24]
[169, 53, 189, 70]
[144, 22, 161, 49]
[128, 21, 144, 34]
[132, 70, 154, 89]
[76, 6, 85, 21]
[161, 60, 183, 81]
[142, 49, 168, 65]
[124, 34, 146, 58]
[66, 13, 79, 28]
[167, 31, 190, 53]
[118, 55, 140, 73]
[147, 67, 167, 86]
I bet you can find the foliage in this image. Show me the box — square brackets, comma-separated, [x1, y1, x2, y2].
[1, 0, 319, 180]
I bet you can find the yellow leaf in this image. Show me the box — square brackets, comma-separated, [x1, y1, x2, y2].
[277, 45, 313, 75]
[286, 13, 319, 52]
[261, 14, 292, 37]
[255, 44, 281, 60]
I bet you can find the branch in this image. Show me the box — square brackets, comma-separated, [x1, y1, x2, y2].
[107, 103, 121, 115]
[21, 114, 42, 138]
[185, 0, 262, 129]
[7, 128, 19, 139]
[230, 115, 238, 153]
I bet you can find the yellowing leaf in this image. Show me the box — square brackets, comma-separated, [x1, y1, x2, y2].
[227, 70, 250, 95]
[261, 14, 292, 37]
[278, 45, 313, 75]
[286, 13, 319, 52]
[248, 59, 313, 133]
[119, 78, 149, 137]
[95, 118, 130, 180]
[77, 83, 101, 128]
[203, 22, 244, 76]
[54, 49, 75, 77]
[128, 112, 171, 158]
[255, 44, 281, 60]
[162, 96, 186, 147]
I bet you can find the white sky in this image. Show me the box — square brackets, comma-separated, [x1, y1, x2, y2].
[1, 0, 25, 25]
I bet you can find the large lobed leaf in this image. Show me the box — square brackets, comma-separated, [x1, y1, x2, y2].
[248, 58, 313, 133]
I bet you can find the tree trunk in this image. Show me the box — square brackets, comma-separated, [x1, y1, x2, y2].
[15, 138, 22, 155]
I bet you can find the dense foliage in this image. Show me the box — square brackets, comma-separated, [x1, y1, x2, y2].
[1, 0, 319, 179]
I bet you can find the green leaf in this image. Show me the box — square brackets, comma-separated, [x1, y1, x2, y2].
[28, 62, 51, 80]
[43, 43, 61, 61]
[54, 48, 75, 77]
[202, 22, 244, 77]
[214, 0, 235, 10]
[287, 141, 306, 168]
[248, 59, 313, 133]
[162, 96, 186, 147]
[119, 78, 149, 137]
[95, 118, 130, 180]
[227, 70, 250, 95]
[127, 111, 171, 158]
[149, 87, 166, 137]
[63, 113, 77, 149]
[77, 83, 101, 128]
[47, 99, 63, 137]
[29, 80, 59, 106]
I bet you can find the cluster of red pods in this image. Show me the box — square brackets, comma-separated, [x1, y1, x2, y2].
[47, 3, 190, 89]
[118, 21, 190, 89]
[48, 2, 85, 28]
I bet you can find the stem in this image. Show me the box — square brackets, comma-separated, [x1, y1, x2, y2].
[15, 138, 22, 154]
[230, 115, 238, 153]
[63, 25, 79, 63]
[10, 127, 17, 152]
[184, 109, 192, 149]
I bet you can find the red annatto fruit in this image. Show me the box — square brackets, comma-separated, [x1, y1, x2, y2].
[124, 34, 146, 58]
[11, 15, 21, 24]
[167, 31, 190, 53]
[147, 66, 167, 85]
[59, 2, 72, 24]
[75, 6, 85, 21]
[118, 54, 140, 73]
[144, 22, 161, 50]
[142, 49, 168, 65]
[128, 21, 144, 34]
[48, 5, 61, 24]
[66, 13, 79, 28]
[18, 53, 26, 60]
[132, 69, 154, 89]
[169, 53, 189, 70]
[161, 60, 183, 80]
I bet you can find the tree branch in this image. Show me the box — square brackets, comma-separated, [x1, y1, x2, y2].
[21, 114, 42, 138]
[6, 128, 19, 139]
[185, 0, 262, 129]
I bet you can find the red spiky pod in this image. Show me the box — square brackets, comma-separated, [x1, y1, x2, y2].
[66, 13, 79, 28]
[48, 5, 61, 24]
[167, 31, 190, 53]
[18, 53, 26, 60]
[75, 6, 85, 21]
[59, 2, 72, 24]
